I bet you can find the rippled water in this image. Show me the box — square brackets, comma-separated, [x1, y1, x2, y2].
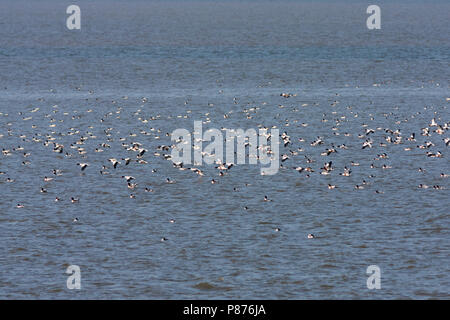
[0, 0, 449, 299]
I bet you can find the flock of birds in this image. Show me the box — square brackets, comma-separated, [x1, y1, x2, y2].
[1, 88, 449, 242]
